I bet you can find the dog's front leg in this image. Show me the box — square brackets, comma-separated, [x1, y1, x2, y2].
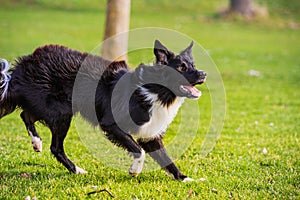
[101, 124, 145, 177]
[138, 137, 193, 182]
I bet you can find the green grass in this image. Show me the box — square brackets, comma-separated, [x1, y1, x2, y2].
[0, 0, 299, 199]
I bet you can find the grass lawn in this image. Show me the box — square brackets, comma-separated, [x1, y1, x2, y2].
[0, 0, 299, 199]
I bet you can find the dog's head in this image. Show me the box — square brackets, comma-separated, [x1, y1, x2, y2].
[153, 40, 206, 99]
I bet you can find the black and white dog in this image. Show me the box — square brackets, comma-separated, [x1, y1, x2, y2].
[0, 40, 206, 182]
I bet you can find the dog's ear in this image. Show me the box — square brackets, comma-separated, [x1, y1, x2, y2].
[180, 41, 194, 60]
[154, 40, 175, 65]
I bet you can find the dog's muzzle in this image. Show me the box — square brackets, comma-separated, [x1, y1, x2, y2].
[179, 70, 206, 99]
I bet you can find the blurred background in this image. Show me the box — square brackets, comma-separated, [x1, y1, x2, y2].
[1, 0, 299, 58]
[0, 0, 299, 199]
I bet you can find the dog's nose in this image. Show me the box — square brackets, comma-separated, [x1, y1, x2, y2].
[198, 70, 206, 77]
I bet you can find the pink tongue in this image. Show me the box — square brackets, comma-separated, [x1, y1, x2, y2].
[183, 85, 201, 98]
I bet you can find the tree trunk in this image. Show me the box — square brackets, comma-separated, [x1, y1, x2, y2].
[230, 0, 254, 18]
[102, 0, 131, 61]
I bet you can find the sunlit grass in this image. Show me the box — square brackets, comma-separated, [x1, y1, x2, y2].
[0, 1, 299, 199]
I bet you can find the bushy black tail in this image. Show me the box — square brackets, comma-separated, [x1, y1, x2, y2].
[0, 59, 16, 119]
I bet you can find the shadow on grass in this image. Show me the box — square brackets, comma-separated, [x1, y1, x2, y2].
[0, 165, 164, 184]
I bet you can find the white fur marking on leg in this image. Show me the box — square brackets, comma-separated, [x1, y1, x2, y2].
[28, 129, 42, 152]
[182, 177, 194, 182]
[129, 149, 145, 177]
[31, 136, 42, 152]
[75, 166, 88, 174]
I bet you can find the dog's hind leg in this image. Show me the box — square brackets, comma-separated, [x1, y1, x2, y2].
[138, 137, 194, 182]
[21, 111, 43, 152]
[102, 124, 145, 177]
[49, 115, 87, 174]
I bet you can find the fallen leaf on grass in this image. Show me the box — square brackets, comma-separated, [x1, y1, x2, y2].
[262, 148, 268, 154]
[188, 188, 194, 197]
[24, 196, 37, 200]
[20, 173, 32, 178]
[248, 70, 261, 77]
[211, 188, 218, 194]
[199, 178, 206, 182]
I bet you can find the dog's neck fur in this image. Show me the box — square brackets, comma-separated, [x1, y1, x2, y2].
[135, 87, 185, 140]
[130, 64, 178, 107]
[142, 84, 177, 107]
[99, 62, 185, 140]
[106, 66, 186, 140]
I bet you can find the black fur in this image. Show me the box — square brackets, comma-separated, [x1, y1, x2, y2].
[0, 40, 206, 180]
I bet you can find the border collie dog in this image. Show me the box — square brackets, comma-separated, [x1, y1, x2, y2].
[0, 40, 206, 182]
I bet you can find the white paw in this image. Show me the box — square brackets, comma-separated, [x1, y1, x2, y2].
[182, 177, 194, 182]
[31, 137, 42, 152]
[75, 166, 88, 174]
[129, 150, 145, 177]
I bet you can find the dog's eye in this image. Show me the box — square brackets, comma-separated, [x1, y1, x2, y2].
[178, 63, 187, 72]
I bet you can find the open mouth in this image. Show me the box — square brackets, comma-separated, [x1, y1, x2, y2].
[179, 78, 206, 99]
[179, 85, 201, 99]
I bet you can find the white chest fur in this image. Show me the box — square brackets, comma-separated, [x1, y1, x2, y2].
[134, 93, 185, 140]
